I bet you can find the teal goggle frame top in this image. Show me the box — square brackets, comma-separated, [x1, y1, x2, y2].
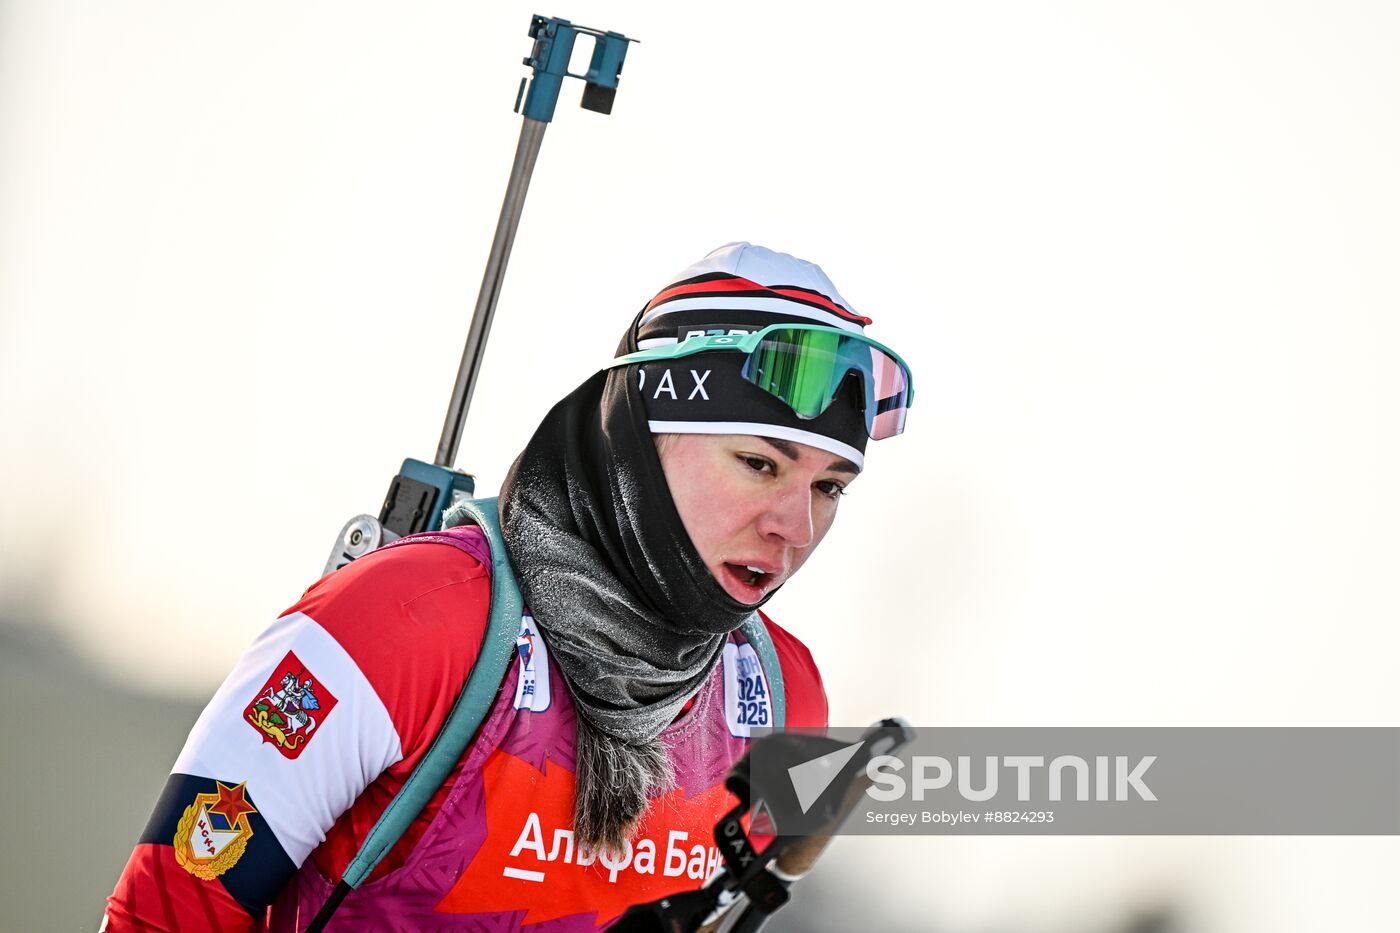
[604, 322, 914, 440]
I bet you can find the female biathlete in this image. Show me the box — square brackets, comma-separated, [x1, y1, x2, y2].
[103, 242, 914, 931]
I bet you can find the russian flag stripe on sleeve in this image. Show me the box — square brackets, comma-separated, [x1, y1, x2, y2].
[171, 610, 402, 866]
[106, 541, 493, 929]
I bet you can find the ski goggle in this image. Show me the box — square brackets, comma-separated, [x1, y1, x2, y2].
[606, 323, 914, 440]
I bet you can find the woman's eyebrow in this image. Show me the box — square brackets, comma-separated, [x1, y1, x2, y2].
[759, 437, 862, 475]
[761, 437, 802, 461]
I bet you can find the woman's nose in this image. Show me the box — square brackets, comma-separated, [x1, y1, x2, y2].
[756, 484, 815, 548]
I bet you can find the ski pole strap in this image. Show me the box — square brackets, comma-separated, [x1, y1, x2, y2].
[738, 613, 786, 731]
[340, 497, 523, 890]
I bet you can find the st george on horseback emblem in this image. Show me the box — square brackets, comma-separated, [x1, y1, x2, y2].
[243, 651, 337, 759]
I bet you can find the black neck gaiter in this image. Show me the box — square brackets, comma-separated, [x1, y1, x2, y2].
[498, 366, 767, 851]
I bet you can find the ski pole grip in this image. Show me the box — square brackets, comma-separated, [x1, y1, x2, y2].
[772, 834, 831, 880]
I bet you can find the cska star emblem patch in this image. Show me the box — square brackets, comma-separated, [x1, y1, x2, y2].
[243, 650, 337, 759]
[173, 781, 257, 880]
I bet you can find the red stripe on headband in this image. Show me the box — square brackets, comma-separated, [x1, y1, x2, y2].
[768, 286, 873, 325]
[644, 275, 873, 325]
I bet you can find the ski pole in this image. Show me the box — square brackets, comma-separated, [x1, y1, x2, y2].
[323, 15, 636, 577]
[613, 720, 914, 933]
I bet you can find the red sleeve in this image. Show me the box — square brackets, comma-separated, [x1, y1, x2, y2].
[292, 540, 491, 766]
[298, 540, 495, 882]
[759, 612, 829, 730]
[104, 540, 491, 931]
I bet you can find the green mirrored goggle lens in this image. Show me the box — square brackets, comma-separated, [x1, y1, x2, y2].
[739, 327, 911, 440]
[742, 328, 845, 418]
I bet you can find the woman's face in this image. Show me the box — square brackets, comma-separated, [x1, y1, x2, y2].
[657, 433, 861, 605]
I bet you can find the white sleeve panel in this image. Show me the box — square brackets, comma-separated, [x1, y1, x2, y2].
[172, 611, 403, 866]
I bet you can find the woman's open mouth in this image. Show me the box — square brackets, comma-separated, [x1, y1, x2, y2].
[721, 562, 778, 602]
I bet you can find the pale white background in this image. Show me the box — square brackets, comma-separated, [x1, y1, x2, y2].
[1, 1, 1396, 931]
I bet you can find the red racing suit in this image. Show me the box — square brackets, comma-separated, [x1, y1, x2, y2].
[104, 531, 827, 931]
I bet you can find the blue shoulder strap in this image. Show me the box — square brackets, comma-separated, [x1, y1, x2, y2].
[340, 496, 522, 889]
[339, 499, 788, 888]
[739, 612, 786, 730]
